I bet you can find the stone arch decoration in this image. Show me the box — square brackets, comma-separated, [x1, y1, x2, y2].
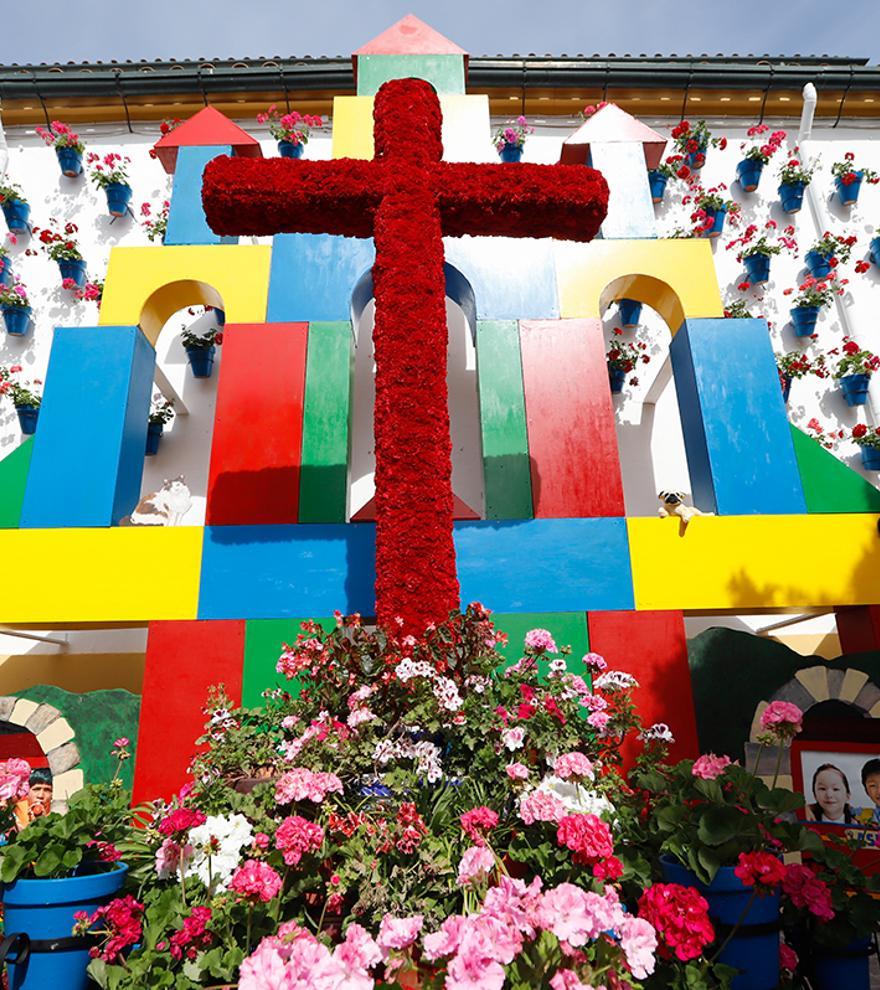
[0, 696, 83, 813]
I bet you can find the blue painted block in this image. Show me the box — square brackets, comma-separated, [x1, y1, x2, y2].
[670, 318, 807, 515]
[166, 145, 238, 246]
[443, 236, 559, 320]
[588, 143, 656, 240]
[21, 326, 155, 527]
[268, 234, 374, 322]
[198, 517, 633, 619]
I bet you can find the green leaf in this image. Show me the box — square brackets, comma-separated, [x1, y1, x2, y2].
[33, 844, 65, 877]
[697, 806, 743, 846]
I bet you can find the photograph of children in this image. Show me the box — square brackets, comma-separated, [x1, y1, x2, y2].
[12, 767, 53, 831]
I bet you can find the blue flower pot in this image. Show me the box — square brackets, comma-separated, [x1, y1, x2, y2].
[57, 258, 87, 288]
[809, 936, 872, 990]
[869, 236, 880, 265]
[743, 253, 771, 284]
[104, 182, 132, 217]
[661, 857, 779, 990]
[839, 373, 871, 407]
[2, 305, 31, 336]
[618, 298, 642, 328]
[781, 376, 792, 403]
[687, 146, 707, 169]
[790, 305, 820, 337]
[145, 421, 164, 456]
[861, 446, 880, 471]
[2, 198, 31, 233]
[2, 864, 127, 990]
[608, 367, 626, 393]
[0, 256, 12, 286]
[278, 140, 304, 159]
[499, 144, 523, 163]
[778, 180, 805, 214]
[648, 170, 668, 204]
[15, 404, 39, 435]
[836, 172, 862, 206]
[736, 158, 764, 192]
[805, 249, 833, 278]
[705, 206, 727, 238]
[55, 146, 83, 177]
[185, 344, 215, 378]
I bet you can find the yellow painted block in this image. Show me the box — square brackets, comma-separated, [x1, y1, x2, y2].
[332, 94, 491, 163]
[840, 668, 869, 703]
[627, 514, 880, 612]
[795, 666, 830, 702]
[0, 528, 202, 623]
[555, 238, 724, 334]
[100, 245, 271, 347]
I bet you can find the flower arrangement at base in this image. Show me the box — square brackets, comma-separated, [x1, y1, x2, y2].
[0, 280, 32, 336]
[736, 124, 786, 191]
[36, 120, 86, 176]
[670, 119, 726, 170]
[34, 218, 87, 287]
[777, 152, 815, 214]
[87, 152, 133, 216]
[727, 220, 796, 286]
[831, 152, 879, 205]
[257, 105, 324, 158]
[776, 351, 828, 403]
[607, 334, 650, 392]
[0, 179, 31, 232]
[493, 116, 534, 162]
[140, 199, 170, 243]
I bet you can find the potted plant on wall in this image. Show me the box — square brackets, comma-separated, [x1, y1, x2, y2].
[0, 244, 13, 286]
[851, 424, 880, 470]
[0, 179, 31, 233]
[86, 152, 133, 217]
[736, 123, 786, 192]
[146, 394, 174, 455]
[831, 152, 879, 207]
[0, 365, 42, 433]
[647, 157, 682, 204]
[256, 105, 324, 159]
[829, 339, 880, 407]
[35, 120, 86, 177]
[181, 325, 223, 378]
[493, 115, 534, 162]
[671, 119, 726, 170]
[727, 219, 797, 286]
[869, 229, 880, 266]
[140, 199, 169, 243]
[606, 333, 649, 392]
[783, 272, 847, 337]
[777, 152, 815, 214]
[688, 185, 740, 238]
[0, 280, 32, 336]
[804, 231, 857, 278]
[34, 220, 87, 288]
[776, 350, 828, 404]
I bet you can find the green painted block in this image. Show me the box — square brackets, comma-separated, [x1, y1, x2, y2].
[790, 424, 880, 513]
[243, 617, 335, 707]
[357, 55, 465, 96]
[493, 612, 589, 676]
[0, 438, 33, 529]
[299, 322, 353, 523]
[476, 321, 534, 520]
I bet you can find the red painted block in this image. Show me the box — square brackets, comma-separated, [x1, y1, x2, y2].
[153, 106, 262, 174]
[835, 606, 880, 654]
[133, 620, 244, 804]
[206, 323, 308, 526]
[588, 610, 699, 764]
[519, 319, 625, 517]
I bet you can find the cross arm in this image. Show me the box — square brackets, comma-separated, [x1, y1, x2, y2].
[435, 162, 609, 242]
[202, 157, 382, 238]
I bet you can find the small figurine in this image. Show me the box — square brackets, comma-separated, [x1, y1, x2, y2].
[657, 490, 712, 526]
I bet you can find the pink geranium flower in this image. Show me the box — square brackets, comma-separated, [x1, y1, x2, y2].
[691, 753, 732, 780]
[230, 860, 283, 903]
[759, 701, 803, 738]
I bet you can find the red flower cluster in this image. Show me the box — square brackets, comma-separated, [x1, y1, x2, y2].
[168, 906, 213, 961]
[157, 807, 206, 836]
[275, 814, 325, 866]
[556, 813, 614, 868]
[460, 805, 499, 845]
[638, 883, 715, 961]
[74, 895, 144, 963]
[782, 864, 835, 921]
[733, 851, 786, 889]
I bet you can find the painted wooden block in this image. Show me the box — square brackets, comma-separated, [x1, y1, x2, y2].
[519, 319, 625, 517]
[670, 319, 806, 515]
[166, 145, 238, 246]
[0, 439, 32, 529]
[560, 103, 667, 171]
[588, 142, 656, 240]
[475, 321, 533, 520]
[101, 245, 271, 346]
[267, 234, 374, 322]
[493, 612, 589, 673]
[588, 610, 699, 762]
[132, 619, 244, 803]
[357, 55, 465, 96]
[242, 617, 335, 706]
[152, 105, 262, 174]
[299, 323, 353, 523]
[206, 323, 308, 525]
[21, 327, 154, 528]
[790, 424, 880, 513]
[354, 15, 468, 58]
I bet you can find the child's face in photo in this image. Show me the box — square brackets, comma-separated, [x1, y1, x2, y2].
[814, 769, 848, 819]
[865, 773, 880, 807]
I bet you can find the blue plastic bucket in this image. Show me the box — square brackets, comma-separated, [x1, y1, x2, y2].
[836, 172, 862, 206]
[500, 144, 523, 163]
[105, 183, 132, 217]
[55, 147, 83, 177]
[778, 181, 805, 214]
[805, 249, 832, 278]
[790, 305, 820, 337]
[618, 298, 643, 328]
[661, 857, 779, 990]
[185, 344, 216, 378]
[743, 253, 771, 284]
[15, 405, 39, 435]
[736, 158, 764, 192]
[705, 206, 727, 238]
[0, 256, 12, 286]
[57, 258, 87, 288]
[278, 140, 304, 159]
[145, 421, 163, 456]
[608, 367, 626, 393]
[2, 865, 127, 990]
[810, 936, 873, 990]
[648, 170, 668, 203]
[2, 306, 31, 336]
[840, 373, 871, 407]
[687, 145, 707, 169]
[2, 198, 31, 233]
[862, 447, 880, 471]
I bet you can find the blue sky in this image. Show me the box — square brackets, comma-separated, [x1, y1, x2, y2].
[2, 0, 879, 64]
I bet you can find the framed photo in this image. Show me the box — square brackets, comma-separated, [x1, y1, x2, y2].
[791, 739, 880, 866]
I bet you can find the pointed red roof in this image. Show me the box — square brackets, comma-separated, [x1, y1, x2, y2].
[352, 492, 479, 523]
[355, 15, 467, 57]
[560, 103, 667, 171]
[152, 106, 263, 174]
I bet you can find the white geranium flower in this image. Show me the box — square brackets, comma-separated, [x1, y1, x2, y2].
[535, 775, 615, 822]
[187, 813, 253, 891]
